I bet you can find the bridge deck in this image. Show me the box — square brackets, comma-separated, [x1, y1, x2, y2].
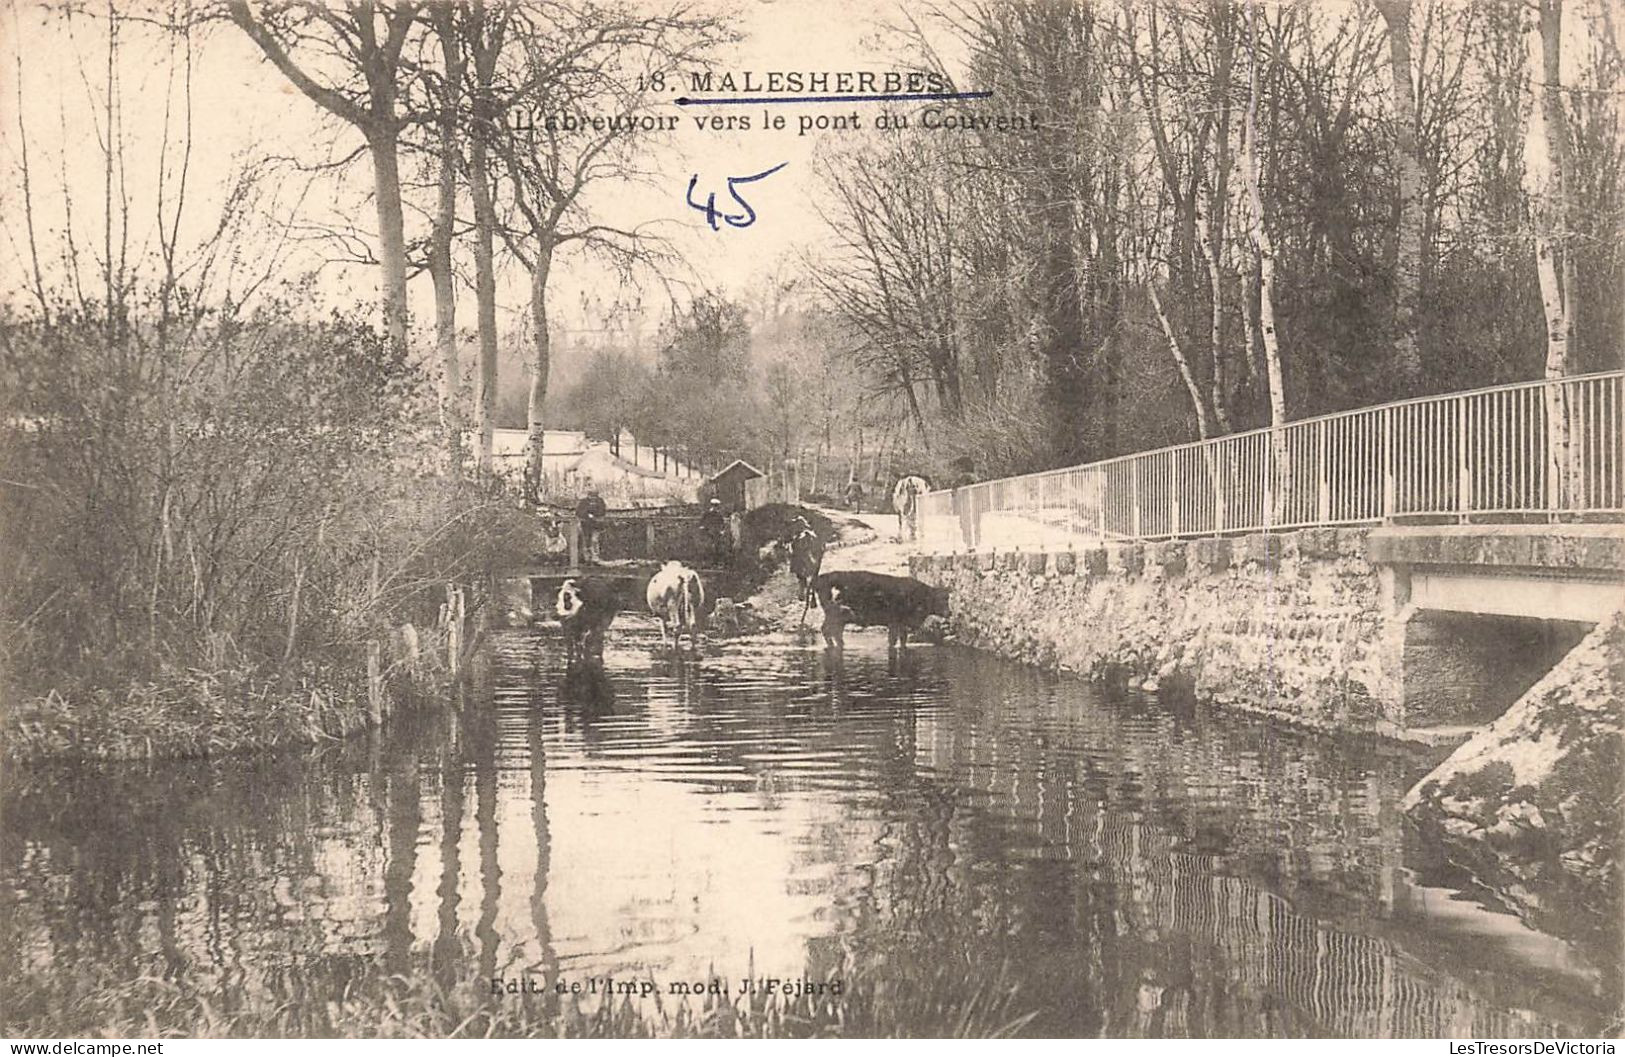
[503, 563, 742, 611]
[503, 563, 732, 582]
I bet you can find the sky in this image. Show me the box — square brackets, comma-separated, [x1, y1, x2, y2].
[3, 0, 1612, 346]
[0, 0, 960, 341]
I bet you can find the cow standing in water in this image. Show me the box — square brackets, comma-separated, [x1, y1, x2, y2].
[787, 515, 825, 624]
[892, 475, 931, 541]
[556, 577, 620, 663]
[812, 570, 949, 651]
[646, 560, 706, 653]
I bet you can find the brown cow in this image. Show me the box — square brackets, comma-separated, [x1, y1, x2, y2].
[812, 570, 949, 651]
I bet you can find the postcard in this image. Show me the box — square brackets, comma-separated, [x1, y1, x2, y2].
[2, 0, 1621, 1042]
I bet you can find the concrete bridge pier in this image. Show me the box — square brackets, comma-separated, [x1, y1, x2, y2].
[1370, 526, 1624, 739]
[912, 522, 1621, 745]
[1397, 611, 1589, 732]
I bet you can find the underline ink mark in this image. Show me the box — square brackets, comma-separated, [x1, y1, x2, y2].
[686, 162, 789, 231]
[675, 91, 994, 106]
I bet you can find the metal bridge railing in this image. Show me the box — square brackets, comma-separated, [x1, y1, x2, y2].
[918, 370, 1624, 551]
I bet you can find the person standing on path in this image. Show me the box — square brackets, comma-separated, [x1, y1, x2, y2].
[576, 483, 608, 564]
[698, 497, 731, 564]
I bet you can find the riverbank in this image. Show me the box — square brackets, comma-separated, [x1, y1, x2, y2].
[2, 483, 556, 765]
[1, 623, 459, 764]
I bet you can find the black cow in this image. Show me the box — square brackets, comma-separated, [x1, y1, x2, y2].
[812, 570, 949, 651]
[556, 576, 620, 662]
[787, 516, 825, 623]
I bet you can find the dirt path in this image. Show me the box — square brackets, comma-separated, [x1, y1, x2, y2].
[813, 508, 926, 576]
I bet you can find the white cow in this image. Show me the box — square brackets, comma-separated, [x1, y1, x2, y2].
[891, 475, 931, 541]
[645, 560, 706, 653]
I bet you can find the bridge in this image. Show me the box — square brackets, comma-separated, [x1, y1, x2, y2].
[917, 371, 1623, 623]
[909, 371, 1624, 739]
[487, 509, 741, 620]
[514, 562, 741, 617]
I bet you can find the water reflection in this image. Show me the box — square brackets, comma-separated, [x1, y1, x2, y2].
[2, 620, 1614, 1037]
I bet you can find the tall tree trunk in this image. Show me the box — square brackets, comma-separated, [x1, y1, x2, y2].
[1525, 0, 1575, 505]
[1093, 170, 1125, 458]
[899, 364, 928, 446]
[1376, 0, 1425, 383]
[470, 147, 498, 477]
[469, 2, 502, 477]
[1197, 218, 1233, 434]
[1205, 16, 1235, 434]
[1243, 0, 1290, 520]
[1042, 188, 1088, 462]
[369, 127, 410, 359]
[430, 10, 464, 469]
[1239, 251, 1261, 384]
[524, 247, 554, 504]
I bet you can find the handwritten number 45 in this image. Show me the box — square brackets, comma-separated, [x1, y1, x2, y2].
[687, 162, 788, 231]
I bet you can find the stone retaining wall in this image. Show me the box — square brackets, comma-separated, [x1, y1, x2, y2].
[910, 528, 1408, 738]
[911, 530, 1624, 961]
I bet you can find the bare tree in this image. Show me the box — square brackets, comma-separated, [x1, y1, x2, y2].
[1122, 0, 1242, 437]
[1240, 0, 1290, 520]
[228, 1, 422, 357]
[424, 5, 466, 463]
[479, 1, 724, 502]
[1523, 0, 1577, 501]
[814, 134, 962, 445]
[463, 0, 510, 477]
[1375, 0, 1425, 383]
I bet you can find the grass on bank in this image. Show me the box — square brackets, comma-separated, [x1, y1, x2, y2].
[1, 648, 451, 764]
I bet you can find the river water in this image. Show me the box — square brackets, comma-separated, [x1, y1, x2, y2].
[3, 620, 1615, 1037]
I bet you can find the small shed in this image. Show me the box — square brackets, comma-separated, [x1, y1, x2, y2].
[707, 459, 765, 511]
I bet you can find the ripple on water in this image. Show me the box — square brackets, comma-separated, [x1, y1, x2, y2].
[1, 622, 1615, 1037]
